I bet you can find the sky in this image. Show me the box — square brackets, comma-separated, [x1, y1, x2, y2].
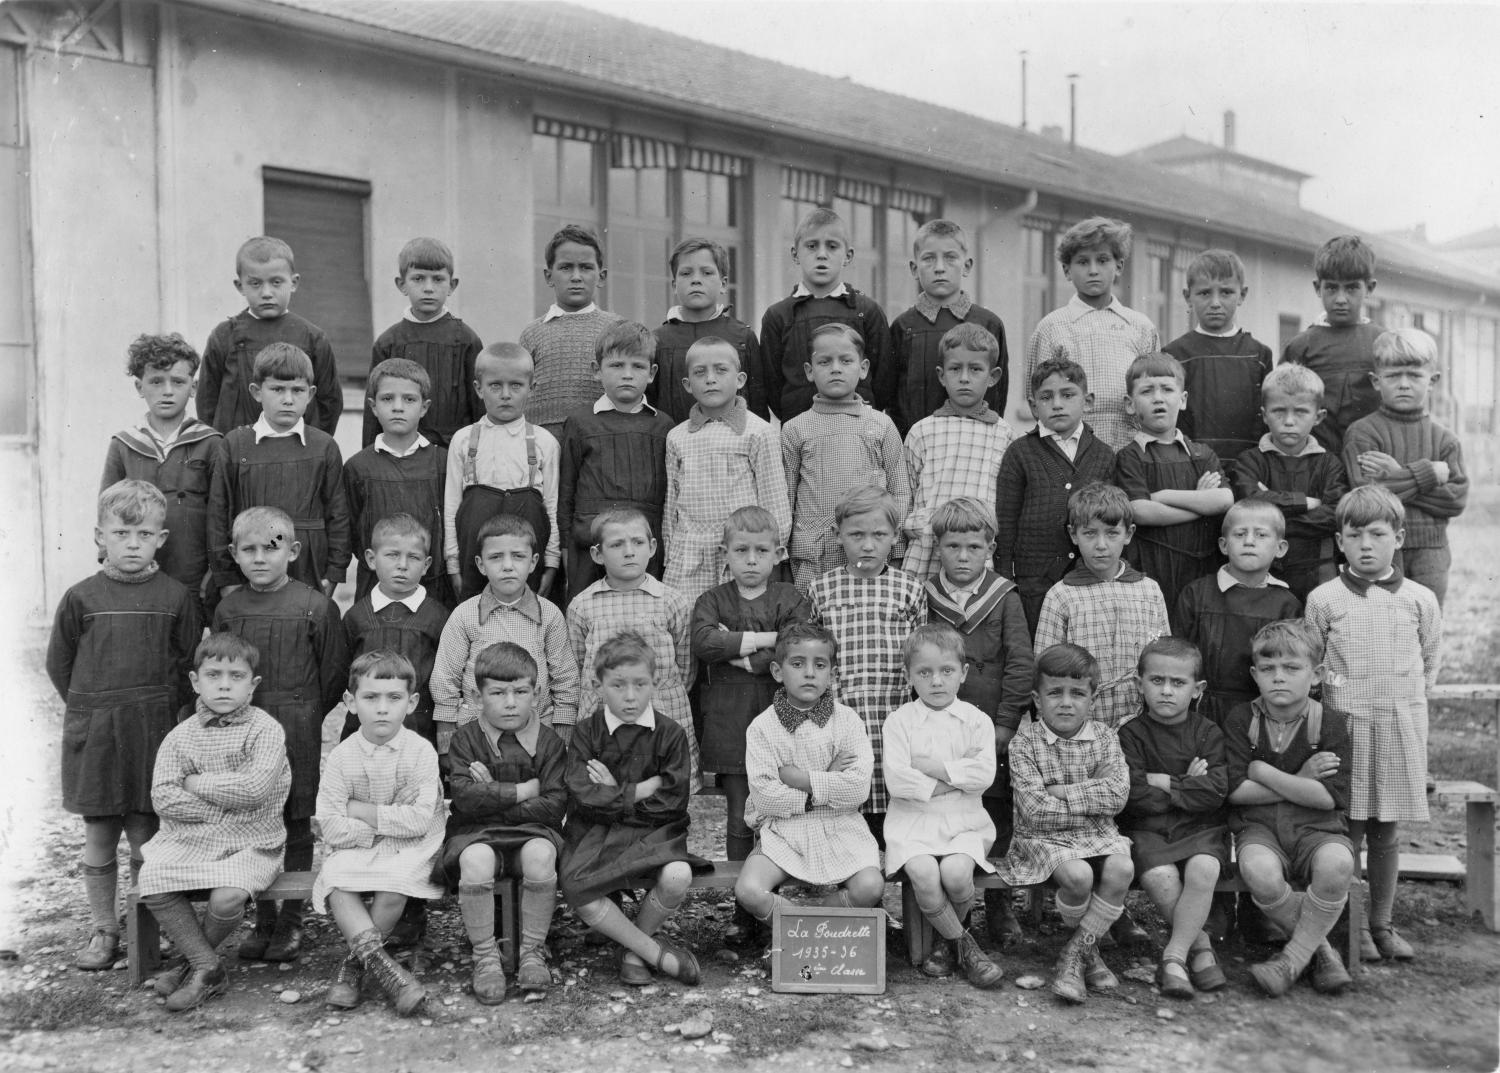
[575, 0, 1500, 244]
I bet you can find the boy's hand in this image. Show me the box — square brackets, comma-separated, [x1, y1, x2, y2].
[1195, 470, 1223, 491]
[1305, 496, 1322, 509]
[1186, 757, 1208, 777]
[516, 778, 541, 801]
[1296, 751, 1340, 781]
[467, 761, 494, 784]
[1045, 784, 1069, 800]
[1145, 772, 1171, 791]
[538, 568, 557, 599]
[183, 774, 203, 795]
[1430, 460, 1452, 484]
[586, 759, 618, 786]
[634, 775, 663, 801]
[320, 579, 336, 597]
[912, 755, 948, 782]
[1357, 450, 1402, 479]
[348, 800, 379, 825]
[778, 764, 813, 791]
[732, 657, 754, 672]
[829, 753, 859, 773]
[448, 573, 464, 598]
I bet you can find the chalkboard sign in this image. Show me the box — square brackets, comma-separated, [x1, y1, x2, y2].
[770, 905, 886, 994]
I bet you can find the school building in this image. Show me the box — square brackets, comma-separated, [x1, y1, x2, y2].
[6, 0, 1500, 620]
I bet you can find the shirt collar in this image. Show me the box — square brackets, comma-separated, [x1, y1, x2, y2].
[543, 302, 598, 321]
[601, 573, 667, 599]
[1257, 433, 1325, 457]
[1312, 313, 1372, 327]
[480, 713, 541, 757]
[1039, 424, 1083, 447]
[810, 394, 866, 415]
[913, 290, 973, 323]
[1065, 294, 1127, 322]
[604, 704, 657, 734]
[1193, 325, 1241, 339]
[1338, 563, 1404, 596]
[593, 393, 655, 415]
[933, 399, 999, 424]
[688, 395, 748, 434]
[1039, 719, 1099, 744]
[136, 415, 189, 450]
[371, 586, 428, 613]
[791, 282, 852, 303]
[352, 727, 404, 755]
[665, 304, 727, 323]
[478, 585, 543, 624]
[1063, 559, 1147, 586]
[482, 413, 528, 434]
[1216, 566, 1288, 592]
[252, 414, 307, 444]
[402, 307, 451, 324]
[374, 433, 431, 458]
[1132, 429, 1190, 451]
[937, 572, 981, 600]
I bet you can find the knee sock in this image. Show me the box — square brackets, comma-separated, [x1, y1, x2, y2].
[1165, 882, 1215, 963]
[1365, 821, 1400, 931]
[916, 890, 965, 941]
[574, 898, 662, 966]
[81, 860, 120, 934]
[1077, 894, 1124, 940]
[203, 902, 246, 951]
[633, 884, 683, 939]
[747, 892, 788, 924]
[1284, 890, 1346, 973]
[1055, 891, 1088, 931]
[458, 882, 496, 948]
[520, 876, 558, 954]
[350, 927, 385, 963]
[144, 892, 217, 970]
[1252, 887, 1304, 936]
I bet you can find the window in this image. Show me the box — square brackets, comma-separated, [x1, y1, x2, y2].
[0, 43, 31, 437]
[1278, 314, 1301, 354]
[883, 189, 940, 310]
[263, 168, 373, 381]
[607, 134, 676, 326]
[1146, 242, 1174, 339]
[1021, 221, 1057, 343]
[533, 123, 604, 317]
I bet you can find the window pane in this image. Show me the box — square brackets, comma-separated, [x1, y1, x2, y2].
[532, 133, 558, 205]
[608, 167, 637, 216]
[638, 167, 668, 218]
[560, 139, 595, 207]
[682, 170, 709, 225]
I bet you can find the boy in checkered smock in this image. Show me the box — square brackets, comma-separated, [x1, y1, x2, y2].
[1305, 485, 1440, 963]
[806, 486, 926, 837]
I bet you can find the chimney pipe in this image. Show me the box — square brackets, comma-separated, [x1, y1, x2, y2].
[1068, 74, 1079, 149]
[1224, 109, 1236, 151]
[1020, 50, 1029, 131]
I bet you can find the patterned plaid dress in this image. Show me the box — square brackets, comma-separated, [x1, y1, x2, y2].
[1305, 569, 1442, 822]
[900, 403, 1014, 579]
[1033, 563, 1169, 730]
[743, 701, 880, 884]
[138, 703, 291, 897]
[997, 717, 1132, 885]
[806, 566, 926, 812]
[567, 575, 699, 791]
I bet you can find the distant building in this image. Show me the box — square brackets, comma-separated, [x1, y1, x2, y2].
[5, 0, 1499, 617]
[1130, 112, 1311, 209]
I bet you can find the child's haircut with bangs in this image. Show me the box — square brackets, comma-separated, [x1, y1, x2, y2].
[476, 512, 537, 554]
[793, 207, 850, 247]
[811, 322, 864, 355]
[98, 479, 167, 526]
[595, 319, 657, 363]
[371, 512, 431, 554]
[1251, 618, 1323, 666]
[722, 504, 780, 544]
[1137, 635, 1203, 678]
[1372, 328, 1439, 371]
[1066, 481, 1134, 530]
[669, 237, 729, 277]
[1261, 362, 1325, 405]
[398, 236, 455, 277]
[939, 322, 1000, 368]
[544, 224, 604, 268]
[594, 630, 656, 677]
[1313, 235, 1377, 283]
[194, 630, 261, 672]
[1124, 352, 1186, 392]
[127, 333, 201, 379]
[231, 504, 297, 544]
[1033, 642, 1100, 692]
[1029, 357, 1089, 396]
[473, 641, 538, 689]
[367, 357, 432, 401]
[347, 650, 418, 694]
[236, 235, 296, 274]
[902, 621, 965, 668]
[911, 218, 968, 256]
[476, 341, 535, 381]
[684, 335, 741, 372]
[591, 506, 651, 545]
[1335, 484, 1404, 531]
[1222, 498, 1287, 539]
[773, 621, 838, 664]
[1184, 249, 1247, 289]
[252, 342, 315, 384]
[930, 496, 995, 541]
[1058, 216, 1133, 266]
[834, 484, 901, 530]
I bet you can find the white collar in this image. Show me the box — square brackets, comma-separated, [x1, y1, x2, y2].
[1039, 424, 1083, 445]
[604, 704, 657, 734]
[244, 306, 286, 321]
[666, 304, 727, 322]
[402, 307, 451, 324]
[938, 572, 980, 598]
[252, 415, 307, 444]
[543, 302, 598, 321]
[371, 586, 428, 612]
[592, 394, 655, 415]
[791, 282, 849, 299]
[1216, 566, 1288, 592]
[374, 433, 431, 458]
[1193, 325, 1241, 339]
[137, 415, 188, 448]
[1039, 719, 1099, 744]
[1312, 313, 1372, 327]
[352, 727, 404, 755]
[481, 414, 528, 435]
[1132, 429, 1190, 450]
[1257, 433, 1325, 457]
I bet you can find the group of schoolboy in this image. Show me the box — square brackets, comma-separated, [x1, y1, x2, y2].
[53, 209, 1463, 1018]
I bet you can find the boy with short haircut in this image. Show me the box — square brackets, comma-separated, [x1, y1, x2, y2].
[48, 480, 201, 970]
[663, 337, 792, 605]
[889, 219, 1010, 436]
[103, 332, 222, 609]
[1034, 482, 1169, 730]
[568, 508, 698, 788]
[761, 208, 894, 421]
[344, 358, 450, 605]
[361, 236, 484, 448]
[650, 237, 770, 422]
[213, 505, 350, 962]
[314, 652, 446, 1017]
[1342, 327, 1467, 605]
[519, 225, 623, 441]
[207, 342, 351, 598]
[1231, 364, 1349, 602]
[444, 343, 561, 601]
[1225, 620, 1355, 997]
[340, 514, 452, 746]
[1025, 216, 1160, 450]
[901, 323, 1014, 579]
[806, 485, 926, 833]
[922, 496, 1034, 945]
[1115, 352, 1233, 621]
[782, 323, 909, 588]
[430, 514, 578, 753]
[1281, 235, 1383, 454]
[995, 358, 1117, 631]
[1176, 501, 1302, 727]
[198, 236, 342, 434]
[734, 623, 885, 935]
[998, 644, 1133, 1005]
[558, 320, 676, 599]
[137, 633, 291, 1012]
[1163, 249, 1274, 462]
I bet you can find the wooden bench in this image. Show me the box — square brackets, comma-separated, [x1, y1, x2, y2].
[1433, 780, 1499, 929]
[898, 866, 1365, 973]
[125, 872, 522, 988]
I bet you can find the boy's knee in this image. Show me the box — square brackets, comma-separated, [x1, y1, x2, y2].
[1052, 860, 1092, 897]
[207, 888, 248, 916]
[1184, 855, 1221, 887]
[845, 869, 885, 907]
[1236, 847, 1284, 894]
[519, 839, 557, 877]
[902, 855, 940, 888]
[458, 844, 498, 884]
[373, 891, 408, 914]
[1101, 853, 1135, 889]
[658, 861, 692, 896]
[937, 854, 975, 886]
[1311, 844, 1356, 889]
